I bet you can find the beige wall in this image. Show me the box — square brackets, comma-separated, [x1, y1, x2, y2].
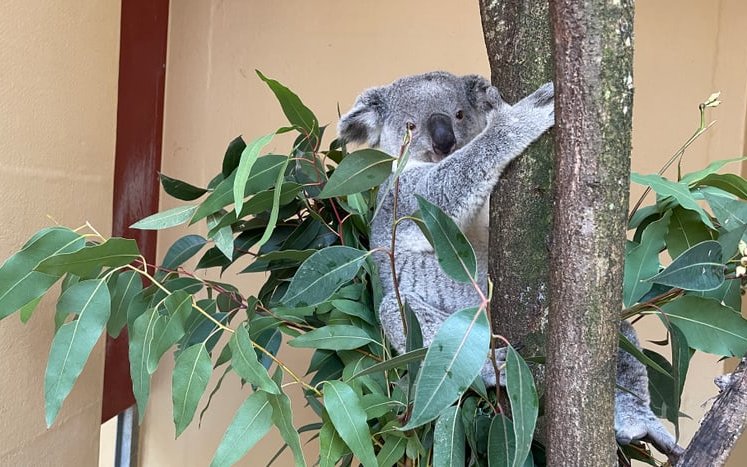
[0, 1, 121, 466]
[139, 0, 747, 466]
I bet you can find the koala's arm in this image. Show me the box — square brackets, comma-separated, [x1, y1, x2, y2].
[413, 83, 554, 224]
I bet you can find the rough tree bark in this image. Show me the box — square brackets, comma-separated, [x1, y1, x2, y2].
[544, 1, 634, 466]
[481, 0, 634, 465]
[480, 0, 554, 360]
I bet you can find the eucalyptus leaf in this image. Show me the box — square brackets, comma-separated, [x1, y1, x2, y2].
[211, 390, 274, 467]
[656, 295, 747, 356]
[376, 435, 408, 467]
[680, 157, 747, 185]
[129, 308, 160, 422]
[318, 149, 395, 198]
[697, 173, 747, 199]
[433, 405, 465, 467]
[0, 227, 84, 320]
[630, 173, 714, 229]
[623, 211, 671, 307]
[233, 132, 276, 215]
[207, 214, 234, 260]
[288, 325, 378, 350]
[505, 346, 538, 467]
[108, 270, 142, 338]
[148, 290, 193, 373]
[281, 246, 371, 307]
[319, 420, 347, 467]
[323, 381, 377, 467]
[222, 135, 246, 177]
[229, 325, 279, 394]
[172, 343, 212, 437]
[160, 173, 208, 201]
[160, 235, 207, 273]
[36, 238, 139, 277]
[192, 155, 288, 223]
[666, 206, 715, 260]
[44, 279, 110, 426]
[267, 388, 306, 467]
[131, 205, 198, 230]
[647, 240, 723, 291]
[488, 413, 516, 467]
[403, 307, 490, 429]
[254, 155, 292, 251]
[415, 195, 477, 283]
[257, 70, 318, 137]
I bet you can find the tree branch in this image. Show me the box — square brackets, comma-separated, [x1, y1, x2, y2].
[677, 357, 747, 467]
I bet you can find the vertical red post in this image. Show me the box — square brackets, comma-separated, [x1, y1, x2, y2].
[103, 0, 170, 422]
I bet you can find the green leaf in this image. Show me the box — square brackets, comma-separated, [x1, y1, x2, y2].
[108, 270, 142, 338]
[192, 155, 288, 223]
[148, 290, 193, 373]
[129, 308, 160, 422]
[211, 390, 274, 467]
[405, 301, 423, 394]
[172, 343, 212, 437]
[487, 413, 516, 467]
[229, 325, 279, 394]
[131, 205, 198, 230]
[222, 135, 246, 177]
[680, 157, 747, 185]
[257, 71, 318, 136]
[352, 348, 427, 378]
[505, 346, 538, 467]
[289, 325, 378, 350]
[330, 299, 375, 324]
[717, 224, 747, 262]
[404, 307, 490, 429]
[323, 381, 377, 467]
[160, 173, 208, 201]
[631, 173, 714, 228]
[44, 279, 110, 426]
[319, 420, 347, 467]
[697, 173, 747, 199]
[666, 206, 715, 260]
[642, 350, 678, 425]
[647, 240, 723, 291]
[208, 183, 302, 233]
[619, 333, 672, 379]
[656, 295, 747, 356]
[415, 195, 477, 283]
[254, 155, 293, 252]
[693, 277, 741, 311]
[207, 214, 234, 260]
[669, 324, 691, 439]
[281, 246, 371, 307]
[267, 388, 306, 467]
[160, 235, 207, 272]
[0, 227, 85, 320]
[377, 435, 408, 467]
[623, 211, 671, 307]
[233, 132, 276, 215]
[19, 296, 42, 323]
[318, 149, 395, 198]
[433, 405, 465, 467]
[37, 238, 139, 278]
[704, 191, 747, 232]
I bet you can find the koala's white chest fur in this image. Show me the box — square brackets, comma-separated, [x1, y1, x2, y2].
[463, 199, 490, 261]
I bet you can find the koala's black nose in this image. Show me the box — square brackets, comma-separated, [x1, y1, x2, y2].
[427, 113, 456, 156]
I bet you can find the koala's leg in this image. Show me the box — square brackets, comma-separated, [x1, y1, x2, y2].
[379, 293, 506, 386]
[615, 321, 684, 460]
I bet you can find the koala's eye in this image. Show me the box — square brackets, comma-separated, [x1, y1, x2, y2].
[455, 110, 464, 120]
[406, 122, 417, 131]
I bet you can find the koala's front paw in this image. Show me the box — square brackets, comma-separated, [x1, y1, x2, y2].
[615, 394, 684, 462]
[480, 347, 507, 387]
[529, 82, 554, 107]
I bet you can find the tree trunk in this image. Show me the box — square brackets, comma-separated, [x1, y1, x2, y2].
[544, 1, 634, 466]
[480, 0, 554, 359]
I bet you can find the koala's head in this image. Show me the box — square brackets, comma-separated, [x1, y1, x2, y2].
[338, 72, 495, 163]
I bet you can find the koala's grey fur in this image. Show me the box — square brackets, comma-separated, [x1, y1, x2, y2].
[338, 71, 680, 456]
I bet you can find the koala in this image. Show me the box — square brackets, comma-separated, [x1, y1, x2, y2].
[338, 71, 681, 458]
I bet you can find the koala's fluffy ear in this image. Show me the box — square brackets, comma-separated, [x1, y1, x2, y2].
[338, 87, 387, 146]
[462, 75, 495, 112]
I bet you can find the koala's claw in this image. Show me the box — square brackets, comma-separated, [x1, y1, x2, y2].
[485, 86, 507, 110]
[531, 82, 555, 107]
